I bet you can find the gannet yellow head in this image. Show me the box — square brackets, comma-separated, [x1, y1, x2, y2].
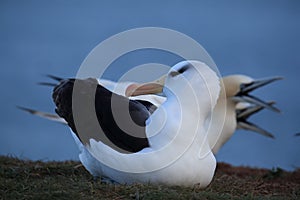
[222, 74, 282, 112]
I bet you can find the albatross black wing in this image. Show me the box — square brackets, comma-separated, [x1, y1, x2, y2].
[53, 78, 150, 153]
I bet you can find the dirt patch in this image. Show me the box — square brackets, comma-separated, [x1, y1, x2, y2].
[212, 163, 300, 198]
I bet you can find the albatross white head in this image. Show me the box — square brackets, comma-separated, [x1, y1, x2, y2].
[144, 60, 221, 149]
[127, 60, 220, 114]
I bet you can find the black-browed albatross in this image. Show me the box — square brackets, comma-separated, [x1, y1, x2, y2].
[51, 60, 220, 187]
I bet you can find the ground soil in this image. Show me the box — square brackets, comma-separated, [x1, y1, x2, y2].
[1, 156, 299, 199]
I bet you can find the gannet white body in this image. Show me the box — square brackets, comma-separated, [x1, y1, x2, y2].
[51, 60, 219, 187]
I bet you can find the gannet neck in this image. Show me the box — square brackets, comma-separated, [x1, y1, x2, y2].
[208, 95, 237, 154]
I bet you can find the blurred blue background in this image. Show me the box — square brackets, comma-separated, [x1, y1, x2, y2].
[1, 0, 299, 171]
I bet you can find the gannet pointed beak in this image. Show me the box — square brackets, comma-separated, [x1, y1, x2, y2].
[237, 120, 275, 138]
[240, 77, 283, 94]
[233, 77, 283, 113]
[232, 95, 280, 113]
[236, 102, 272, 120]
[236, 102, 275, 138]
[125, 75, 166, 97]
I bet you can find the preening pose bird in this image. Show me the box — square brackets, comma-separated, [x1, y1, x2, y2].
[50, 60, 219, 187]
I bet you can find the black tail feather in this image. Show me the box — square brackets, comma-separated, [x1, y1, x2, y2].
[38, 82, 57, 87]
[46, 74, 63, 82]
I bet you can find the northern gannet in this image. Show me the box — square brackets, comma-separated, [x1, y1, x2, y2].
[208, 75, 281, 153]
[50, 60, 220, 187]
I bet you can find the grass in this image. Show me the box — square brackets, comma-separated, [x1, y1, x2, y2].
[1, 156, 299, 200]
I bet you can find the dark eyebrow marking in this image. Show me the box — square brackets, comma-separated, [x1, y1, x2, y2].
[177, 65, 189, 74]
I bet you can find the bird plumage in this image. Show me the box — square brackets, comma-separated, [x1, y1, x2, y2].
[18, 62, 281, 187]
[51, 60, 220, 187]
[53, 78, 150, 153]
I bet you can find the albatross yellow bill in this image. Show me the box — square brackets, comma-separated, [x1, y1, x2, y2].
[125, 75, 166, 97]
